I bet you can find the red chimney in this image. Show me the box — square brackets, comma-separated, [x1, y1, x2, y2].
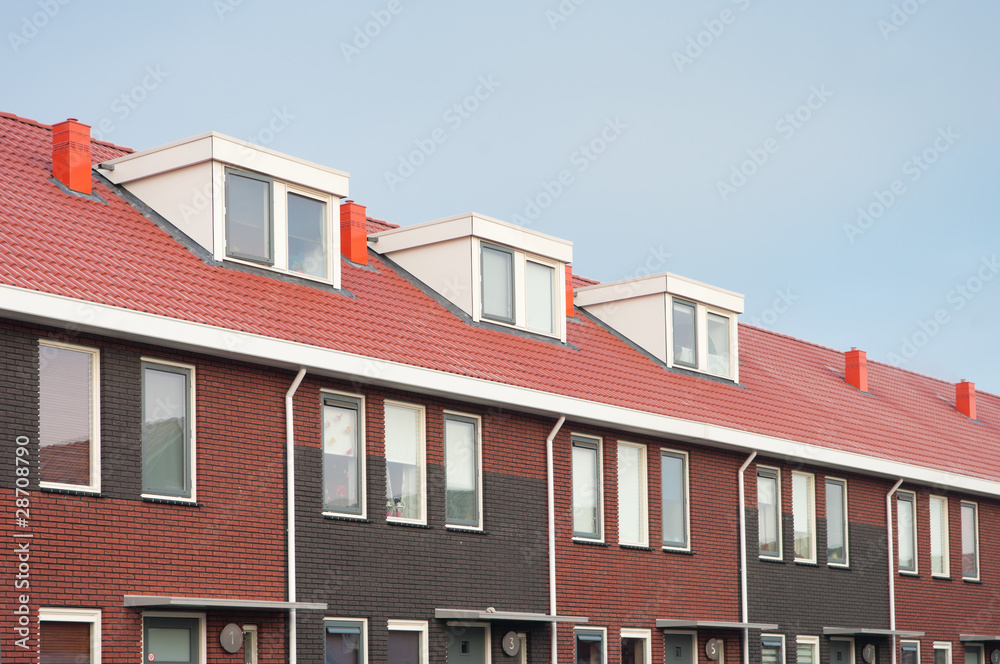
[956, 380, 977, 420]
[565, 264, 575, 318]
[340, 200, 368, 265]
[52, 118, 92, 194]
[845, 347, 868, 392]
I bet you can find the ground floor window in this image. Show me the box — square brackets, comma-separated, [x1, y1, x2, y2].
[387, 620, 427, 664]
[762, 634, 785, 664]
[143, 614, 204, 664]
[933, 643, 952, 664]
[326, 619, 366, 664]
[621, 628, 651, 664]
[576, 627, 606, 664]
[39, 608, 101, 664]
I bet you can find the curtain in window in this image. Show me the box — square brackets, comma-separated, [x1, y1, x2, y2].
[39, 346, 92, 486]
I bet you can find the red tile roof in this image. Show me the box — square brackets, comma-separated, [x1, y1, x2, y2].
[2, 114, 997, 481]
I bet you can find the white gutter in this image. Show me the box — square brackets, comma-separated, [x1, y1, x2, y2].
[546, 415, 567, 664]
[738, 451, 757, 664]
[886, 478, 903, 664]
[285, 368, 307, 664]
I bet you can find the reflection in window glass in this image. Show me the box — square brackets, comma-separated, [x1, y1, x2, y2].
[576, 630, 603, 664]
[326, 622, 364, 664]
[962, 502, 979, 579]
[142, 365, 190, 497]
[672, 300, 696, 367]
[792, 473, 814, 560]
[288, 192, 327, 279]
[758, 470, 779, 556]
[226, 172, 271, 262]
[525, 261, 555, 333]
[798, 641, 816, 664]
[826, 479, 847, 564]
[762, 637, 783, 664]
[662, 452, 688, 548]
[482, 246, 514, 322]
[323, 397, 362, 514]
[445, 416, 479, 526]
[39, 345, 94, 487]
[929, 495, 948, 575]
[385, 405, 423, 521]
[572, 438, 600, 538]
[707, 312, 730, 375]
[617, 444, 644, 544]
[898, 493, 916, 571]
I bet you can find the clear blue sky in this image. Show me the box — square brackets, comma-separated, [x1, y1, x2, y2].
[5, 0, 998, 394]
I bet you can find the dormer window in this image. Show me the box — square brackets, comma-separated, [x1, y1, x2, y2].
[480, 242, 558, 334]
[671, 299, 697, 368]
[225, 170, 273, 264]
[706, 312, 731, 375]
[481, 244, 515, 324]
[287, 192, 328, 279]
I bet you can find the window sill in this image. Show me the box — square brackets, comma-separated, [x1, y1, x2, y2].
[963, 578, 983, 584]
[828, 564, 851, 570]
[663, 547, 695, 556]
[620, 544, 652, 551]
[323, 513, 371, 523]
[40, 486, 105, 498]
[142, 496, 201, 507]
[388, 520, 432, 529]
[759, 556, 786, 564]
[898, 571, 920, 577]
[794, 560, 820, 567]
[446, 526, 488, 535]
[573, 538, 609, 547]
[931, 575, 952, 581]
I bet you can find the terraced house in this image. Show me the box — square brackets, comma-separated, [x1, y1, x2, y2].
[0, 111, 997, 664]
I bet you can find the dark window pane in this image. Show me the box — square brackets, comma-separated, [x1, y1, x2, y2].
[227, 173, 271, 261]
[39, 346, 92, 486]
[288, 192, 327, 278]
[40, 621, 91, 664]
[445, 417, 478, 525]
[326, 626, 361, 664]
[672, 300, 696, 367]
[143, 366, 189, 496]
[388, 631, 420, 664]
[482, 246, 513, 322]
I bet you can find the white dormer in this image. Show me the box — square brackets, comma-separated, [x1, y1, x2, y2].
[100, 132, 350, 288]
[370, 213, 573, 342]
[575, 273, 744, 381]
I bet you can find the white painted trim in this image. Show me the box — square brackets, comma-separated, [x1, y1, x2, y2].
[387, 620, 429, 664]
[929, 494, 950, 578]
[286, 368, 306, 664]
[961, 500, 981, 581]
[321, 388, 367, 520]
[141, 611, 207, 664]
[887, 478, 904, 664]
[617, 441, 649, 547]
[38, 339, 101, 493]
[575, 271, 744, 313]
[545, 416, 566, 664]
[140, 357, 197, 502]
[38, 608, 102, 664]
[825, 477, 850, 568]
[792, 471, 817, 563]
[933, 642, 952, 664]
[660, 447, 691, 552]
[831, 637, 856, 664]
[384, 401, 427, 525]
[738, 451, 757, 664]
[443, 409, 484, 530]
[621, 628, 653, 664]
[7, 286, 1000, 497]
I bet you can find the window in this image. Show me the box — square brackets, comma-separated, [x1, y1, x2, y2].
[326, 619, 367, 664]
[575, 628, 606, 664]
[961, 501, 979, 580]
[323, 393, 364, 517]
[39, 608, 101, 664]
[387, 620, 427, 664]
[830, 638, 855, 664]
[826, 478, 848, 566]
[287, 191, 328, 279]
[672, 299, 697, 368]
[901, 641, 920, 664]
[572, 436, 602, 540]
[621, 629, 651, 664]
[758, 467, 781, 558]
[929, 495, 949, 577]
[965, 647, 983, 664]
[933, 642, 952, 664]
[526, 260, 555, 333]
[39, 340, 100, 491]
[762, 635, 785, 664]
[797, 637, 819, 664]
[897, 491, 917, 572]
[792, 472, 816, 562]
[384, 403, 425, 523]
[661, 450, 690, 550]
[445, 413, 481, 528]
[142, 361, 195, 499]
[482, 244, 515, 323]
[143, 614, 204, 664]
[225, 169, 273, 264]
[706, 312, 731, 375]
[617, 443, 648, 546]
[243, 625, 257, 664]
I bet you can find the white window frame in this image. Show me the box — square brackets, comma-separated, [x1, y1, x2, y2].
[445, 621, 492, 664]
[961, 500, 980, 581]
[660, 447, 691, 552]
[702, 307, 736, 379]
[965, 645, 984, 664]
[443, 410, 483, 530]
[574, 626, 608, 664]
[665, 297, 739, 381]
[387, 619, 428, 664]
[825, 477, 850, 567]
[757, 465, 782, 559]
[571, 434, 604, 542]
[38, 339, 101, 493]
[897, 490, 918, 574]
[792, 471, 817, 563]
[617, 441, 648, 547]
[140, 357, 197, 502]
[516, 632, 528, 664]
[384, 401, 427, 526]
[283, 185, 335, 282]
[932, 642, 952, 664]
[324, 617, 368, 664]
[831, 637, 856, 664]
[321, 389, 367, 520]
[38, 607, 102, 664]
[243, 624, 258, 664]
[929, 494, 950, 578]
[762, 633, 786, 664]
[141, 611, 206, 664]
[621, 627, 652, 664]
[797, 636, 820, 664]
[472, 238, 566, 342]
[901, 640, 921, 664]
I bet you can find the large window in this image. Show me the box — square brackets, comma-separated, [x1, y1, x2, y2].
[325, 619, 366, 664]
[575, 628, 606, 664]
[671, 300, 697, 368]
[706, 312, 731, 375]
[901, 641, 920, 664]
[287, 191, 328, 279]
[617, 443, 647, 546]
[826, 478, 848, 566]
[929, 495, 949, 577]
[226, 169, 273, 264]
[797, 637, 819, 664]
[481, 244, 515, 323]
[762, 635, 785, 664]
[142, 361, 194, 499]
[39, 341, 100, 491]
[39, 608, 101, 664]
[572, 435, 602, 540]
[385, 403, 425, 523]
[661, 450, 689, 550]
[897, 491, 917, 572]
[792, 471, 815, 562]
[387, 620, 427, 664]
[758, 467, 781, 558]
[323, 393, 364, 517]
[961, 501, 979, 580]
[526, 260, 555, 333]
[445, 413, 481, 528]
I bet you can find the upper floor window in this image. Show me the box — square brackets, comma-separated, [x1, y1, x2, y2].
[825, 478, 848, 566]
[929, 495, 949, 577]
[706, 312, 731, 375]
[961, 501, 979, 580]
[323, 393, 364, 517]
[384, 402, 425, 524]
[288, 192, 328, 279]
[897, 491, 917, 573]
[39, 340, 100, 492]
[525, 260, 556, 334]
[617, 442, 648, 547]
[572, 435, 603, 540]
[142, 360, 195, 500]
[792, 471, 816, 562]
[480, 242, 560, 335]
[670, 297, 735, 378]
[482, 244, 515, 324]
[758, 466, 781, 558]
[672, 300, 697, 368]
[444, 412, 481, 528]
[226, 170, 273, 263]
[661, 449, 690, 550]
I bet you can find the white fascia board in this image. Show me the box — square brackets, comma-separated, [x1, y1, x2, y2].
[666, 275, 744, 314]
[4, 284, 997, 498]
[103, 133, 215, 184]
[575, 272, 744, 314]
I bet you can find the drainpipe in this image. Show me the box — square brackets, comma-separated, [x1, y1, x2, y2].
[886, 478, 903, 664]
[738, 451, 757, 664]
[546, 415, 566, 664]
[286, 368, 307, 664]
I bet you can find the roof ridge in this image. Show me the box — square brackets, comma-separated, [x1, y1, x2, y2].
[0, 112, 134, 154]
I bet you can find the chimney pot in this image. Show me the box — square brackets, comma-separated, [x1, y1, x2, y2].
[565, 264, 575, 318]
[845, 348, 868, 392]
[340, 200, 368, 265]
[956, 380, 977, 420]
[52, 118, 92, 194]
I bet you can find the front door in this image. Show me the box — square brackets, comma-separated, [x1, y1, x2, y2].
[448, 625, 487, 664]
[831, 640, 853, 664]
[144, 617, 200, 664]
[665, 633, 694, 664]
